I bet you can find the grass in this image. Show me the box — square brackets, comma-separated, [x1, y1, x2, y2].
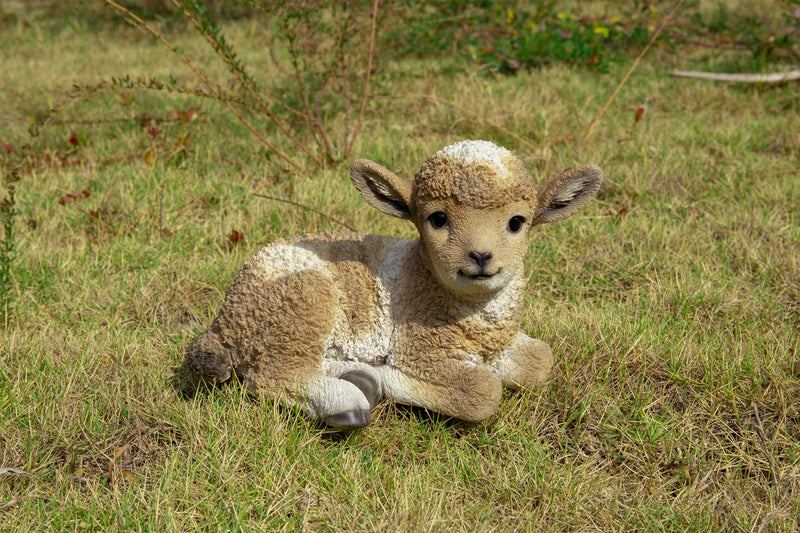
[1, 2, 799, 531]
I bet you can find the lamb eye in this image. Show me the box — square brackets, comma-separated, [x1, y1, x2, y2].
[507, 215, 526, 233]
[428, 211, 448, 229]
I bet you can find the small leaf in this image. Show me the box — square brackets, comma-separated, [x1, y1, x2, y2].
[119, 471, 137, 483]
[108, 443, 131, 485]
[635, 106, 645, 123]
[58, 190, 91, 205]
[69, 132, 87, 147]
[228, 229, 245, 246]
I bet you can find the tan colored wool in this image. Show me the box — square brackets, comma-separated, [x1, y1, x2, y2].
[187, 140, 603, 428]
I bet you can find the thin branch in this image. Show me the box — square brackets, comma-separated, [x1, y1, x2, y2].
[281, 7, 326, 162]
[172, 0, 322, 166]
[0, 497, 22, 511]
[672, 69, 800, 83]
[346, 0, 379, 159]
[0, 467, 32, 476]
[752, 403, 781, 500]
[183, 3, 304, 117]
[385, 93, 539, 153]
[667, 35, 745, 51]
[252, 193, 358, 232]
[313, 81, 336, 159]
[738, 0, 777, 36]
[101, 0, 307, 173]
[338, 6, 351, 155]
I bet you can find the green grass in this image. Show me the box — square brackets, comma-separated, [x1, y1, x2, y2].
[2, 2, 799, 531]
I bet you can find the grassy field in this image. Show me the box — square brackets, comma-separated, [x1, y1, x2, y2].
[1, 2, 799, 531]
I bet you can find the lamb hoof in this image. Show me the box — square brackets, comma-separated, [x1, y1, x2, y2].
[324, 409, 371, 429]
[340, 370, 382, 409]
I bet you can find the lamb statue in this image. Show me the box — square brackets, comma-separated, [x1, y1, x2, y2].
[187, 140, 602, 429]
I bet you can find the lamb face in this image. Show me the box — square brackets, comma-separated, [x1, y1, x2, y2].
[416, 200, 532, 301]
[350, 139, 603, 303]
[411, 141, 538, 302]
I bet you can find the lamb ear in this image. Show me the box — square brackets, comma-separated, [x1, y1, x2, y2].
[533, 165, 603, 225]
[350, 159, 413, 220]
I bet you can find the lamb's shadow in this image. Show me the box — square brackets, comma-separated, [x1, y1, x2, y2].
[373, 401, 477, 435]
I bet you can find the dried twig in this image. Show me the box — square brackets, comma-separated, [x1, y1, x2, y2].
[102, 0, 309, 172]
[0, 467, 32, 476]
[671, 70, 800, 83]
[386, 93, 538, 153]
[173, 0, 321, 165]
[0, 468, 34, 511]
[0, 497, 22, 511]
[752, 403, 781, 500]
[252, 193, 358, 232]
[347, 0, 379, 160]
[755, 510, 790, 533]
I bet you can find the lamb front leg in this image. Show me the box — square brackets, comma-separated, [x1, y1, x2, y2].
[375, 359, 503, 422]
[489, 332, 553, 390]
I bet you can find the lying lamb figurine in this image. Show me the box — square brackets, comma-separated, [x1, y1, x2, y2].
[187, 140, 602, 428]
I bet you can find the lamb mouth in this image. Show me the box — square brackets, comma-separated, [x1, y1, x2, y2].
[459, 269, 501, 281]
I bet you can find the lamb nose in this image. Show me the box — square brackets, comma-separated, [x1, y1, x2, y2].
[469, 251, 493, 267]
